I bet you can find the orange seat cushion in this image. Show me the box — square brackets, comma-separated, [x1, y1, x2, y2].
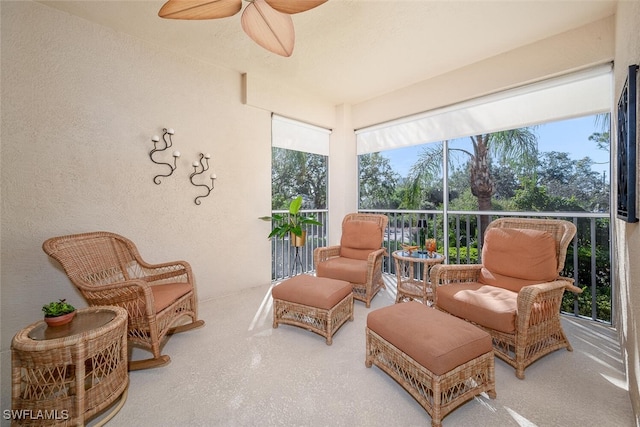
[479, 227, 558, 292]
[272, 275, 352, 310]
[151, 282, 193, 313]
[436, 282, 518, 333]
[367, 301, 492, 376]
[316, 257, 367, 284]
[339, 220, 382, 260]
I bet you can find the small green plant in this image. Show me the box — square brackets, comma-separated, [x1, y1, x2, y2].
[42, 299, 76, 318]
[260, 195, 322, 238]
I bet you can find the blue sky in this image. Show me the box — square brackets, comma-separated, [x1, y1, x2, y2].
[381, 114, 610, 177]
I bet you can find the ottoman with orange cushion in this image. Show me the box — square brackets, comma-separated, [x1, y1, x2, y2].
[272, 274, 353, 345]
[366, 301, 496, 427]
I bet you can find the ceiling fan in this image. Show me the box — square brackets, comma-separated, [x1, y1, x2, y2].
[158, 0, 328, 57]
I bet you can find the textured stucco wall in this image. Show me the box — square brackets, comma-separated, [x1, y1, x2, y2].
[0, 0, 278, 407]
[614, 1, 640, 423]
[2, 0, 638, 422]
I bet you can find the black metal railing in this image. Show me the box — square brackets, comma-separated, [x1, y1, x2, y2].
[267, 210, 328, 279]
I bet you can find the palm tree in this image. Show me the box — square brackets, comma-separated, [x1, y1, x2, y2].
[406, 128, 538, 240]
[590, 113, 610, 152]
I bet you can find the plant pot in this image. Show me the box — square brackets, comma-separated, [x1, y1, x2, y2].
[44, 311, 76, 327]
[291, 231, 307, 247]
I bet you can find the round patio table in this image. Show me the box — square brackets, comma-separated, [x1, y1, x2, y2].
[392, 250, 445, 305]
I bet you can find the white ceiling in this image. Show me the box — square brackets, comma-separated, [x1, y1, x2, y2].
[40, 0, 617, 105]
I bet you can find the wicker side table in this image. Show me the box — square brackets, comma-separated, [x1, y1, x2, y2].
[392, 250, 445, 305]
[11, 306, 129, 426]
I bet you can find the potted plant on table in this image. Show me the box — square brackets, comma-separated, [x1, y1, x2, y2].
[42, 299, 76, 327]
[260, 195, 322, 247]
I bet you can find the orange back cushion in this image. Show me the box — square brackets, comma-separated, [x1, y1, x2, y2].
[340, 220, 383, 260]
[478, 227, 558, 292]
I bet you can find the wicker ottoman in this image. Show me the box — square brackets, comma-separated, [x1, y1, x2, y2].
[272, 274, 353, 345]
[366, 301, 496, 427]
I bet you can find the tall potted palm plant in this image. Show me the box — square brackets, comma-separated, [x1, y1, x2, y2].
[260, 195, 322, 247]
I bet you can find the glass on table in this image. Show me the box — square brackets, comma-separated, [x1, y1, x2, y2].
[425, 238, 437, 257]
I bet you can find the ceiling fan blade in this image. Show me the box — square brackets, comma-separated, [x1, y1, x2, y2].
[241, 0, 295, 57]
[264, 0, 327, 15]
[159, 0, 242, 20]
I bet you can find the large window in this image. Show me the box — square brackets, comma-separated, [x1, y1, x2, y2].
[271, 147, 327, 210]
[271, 115, 330, 210]
[269, 115, 330, 279]
[358, 115, 610, 213]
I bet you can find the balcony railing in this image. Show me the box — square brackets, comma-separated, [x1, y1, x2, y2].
[267, 209, 328, 279]
[267, 209, 612, 324]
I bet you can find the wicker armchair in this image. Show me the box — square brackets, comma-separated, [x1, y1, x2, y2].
[431, 218, 580, 379]
[43, 231, 205, 370]
[314, 213, 388, 307]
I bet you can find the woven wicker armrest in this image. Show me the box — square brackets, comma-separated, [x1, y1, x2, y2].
[141, 261, 192, 284]
[365, 248, 387, 280]
[559, 277, 582, 294]
[366, 247, 386, 261]
[314, 245, 341, 263]
[81, 279, 153, 309]
[430, 263, 483, 285]
[77, 278, 151, 293]
[144, 269, 187, 283]
[137, 258, 189, 271]
[516, 280, 567, 329]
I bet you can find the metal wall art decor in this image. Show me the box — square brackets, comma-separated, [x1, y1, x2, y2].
[189, 152, 216, 205]
[149, 128, 180, 184]
[616, 64, 638, 223]
[148, 128, 218, 205]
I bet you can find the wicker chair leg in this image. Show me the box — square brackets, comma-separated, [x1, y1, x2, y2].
[561, 328, 573, 352]
[365, 334, 373, 368]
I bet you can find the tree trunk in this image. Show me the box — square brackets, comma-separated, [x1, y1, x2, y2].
[476, 195, 492, 245]
[469, 136, 494, 244]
